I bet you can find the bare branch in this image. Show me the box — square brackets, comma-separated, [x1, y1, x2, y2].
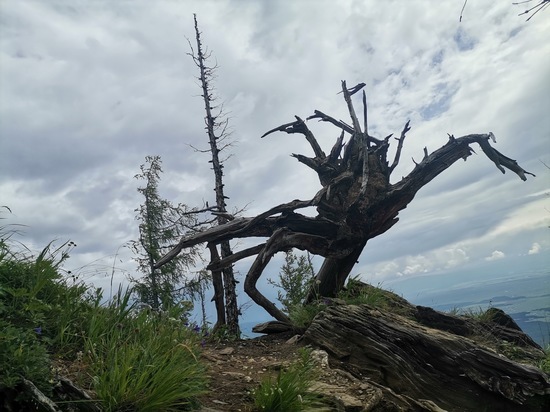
[207, 243, 265, 271]
[307, 110, 355, 135]
[235, 198, 314, 236]
[340, 80, 363, 134]
[477, 137, 535, 180]
[459, 0, 468, 22]
[328, 131, 345, 163]
[262, 116, 326, 159]
[362, 91, 369, 146]
[291, 153, 321, 172]
[388, 120, 411, 174]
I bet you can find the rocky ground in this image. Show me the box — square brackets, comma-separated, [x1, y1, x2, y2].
[198, 331, 371, 412]
[197, 284, 550, 412]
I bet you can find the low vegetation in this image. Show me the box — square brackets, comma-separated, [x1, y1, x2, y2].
[282, 270, 400, 329]
[0, 223, 207, 411]
[252, 348, 326, 412]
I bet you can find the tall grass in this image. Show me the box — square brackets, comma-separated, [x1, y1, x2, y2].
[0, 217, 207, 411]
[85, 288, 207, 411]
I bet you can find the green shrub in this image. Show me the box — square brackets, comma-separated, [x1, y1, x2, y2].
[0, 320, 51, 394]
[0, 239, 95, 358]
[253, 348, 325, 412]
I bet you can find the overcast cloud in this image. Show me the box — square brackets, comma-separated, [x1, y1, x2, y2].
[1, 1, 549, 321]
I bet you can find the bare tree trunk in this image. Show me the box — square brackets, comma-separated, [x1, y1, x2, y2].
[207, 243, 225, 328]
[306, 242, 366, 302]
[191, 14, 240, 337]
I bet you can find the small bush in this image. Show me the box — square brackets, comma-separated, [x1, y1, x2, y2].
[253, 348, 325, 412]
[0, 320, 51, 394]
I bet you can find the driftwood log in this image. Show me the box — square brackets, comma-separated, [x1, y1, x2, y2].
[304, 303, 549, 411]
[156, 80, 534, 323]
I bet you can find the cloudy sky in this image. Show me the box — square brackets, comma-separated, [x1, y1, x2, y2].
[1, 1, 549, 322]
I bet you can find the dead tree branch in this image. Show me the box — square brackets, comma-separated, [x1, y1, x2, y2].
[157, 81, 534, 322]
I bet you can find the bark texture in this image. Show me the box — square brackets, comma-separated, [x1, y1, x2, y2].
[304, 304, 549, 411]
[156, 80, 534, 322]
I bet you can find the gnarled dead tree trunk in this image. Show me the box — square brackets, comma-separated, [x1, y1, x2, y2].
[156, 81, 534, 324]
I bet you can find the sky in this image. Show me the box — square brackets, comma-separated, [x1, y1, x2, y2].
[1, 1, 549, 324]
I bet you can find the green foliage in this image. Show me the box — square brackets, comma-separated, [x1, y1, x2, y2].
[0, 225, 84, 397]
[337, 276, 388, 306]
[288, 302, 327, 329]
[1, 215, 208, 410]
[0, 320, 51, 394]
[538, 345, 550, 374]
[268, 250, 315, 314]
[131, 155, 202, 311]
[0, 237, 96, 358]
[461, 306, 495, 321]
[85, 288, 207, 411]
[288, 278, 392, 329]
[253, 348, 326, 412]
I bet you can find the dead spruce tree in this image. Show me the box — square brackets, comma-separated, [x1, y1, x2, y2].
[157, 80, 534, 325]
[188, 14, 240, 336]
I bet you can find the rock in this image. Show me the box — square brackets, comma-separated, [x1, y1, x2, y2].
[485, 307, 523, 330]
[218, 347, 235, 355]
[311, 349, 330, 368]
[54, 377, 101, 411]
[304, 304, 550, 411]
[310, 381, 363, 411]
[285, 334, 302, 345]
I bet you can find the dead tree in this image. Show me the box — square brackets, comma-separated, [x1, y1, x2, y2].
[188, 14, 240, 337]
[157, 80, 534, 324]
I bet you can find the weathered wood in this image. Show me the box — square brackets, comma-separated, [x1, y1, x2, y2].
[304, 305, 550, 411]
[54, 377, 101, 411]
[156, 80, 534, 322]
[20, 379, 60, 412]
[252, 320, 295, 334]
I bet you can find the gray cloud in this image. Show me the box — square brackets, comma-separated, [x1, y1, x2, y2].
[1, 0, 548, 320]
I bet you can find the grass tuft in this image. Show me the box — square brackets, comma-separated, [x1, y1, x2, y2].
[252, 348, 327, 411]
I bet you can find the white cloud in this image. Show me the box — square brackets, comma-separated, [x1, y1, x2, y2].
[528, 242, 541, 255]
[485, 250, 505, 261]
[1, 0, 549, 321]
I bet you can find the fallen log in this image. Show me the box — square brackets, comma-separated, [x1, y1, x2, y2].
[304, 304, 550, 411]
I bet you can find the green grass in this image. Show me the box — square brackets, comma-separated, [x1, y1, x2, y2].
[252, 348, 326, 412]
[0, 220, 208, 411]
[85, 288, 206, 411]
[287, 277, 395, 329]
[538, 345, 550, 374]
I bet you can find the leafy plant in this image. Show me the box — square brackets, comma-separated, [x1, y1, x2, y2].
[253, 348, 326, 411]
[0, 320, 51, 395]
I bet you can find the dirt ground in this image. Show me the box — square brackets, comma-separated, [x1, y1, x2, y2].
[198, 332, 304, 411]
[198, 332, 373, 412]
